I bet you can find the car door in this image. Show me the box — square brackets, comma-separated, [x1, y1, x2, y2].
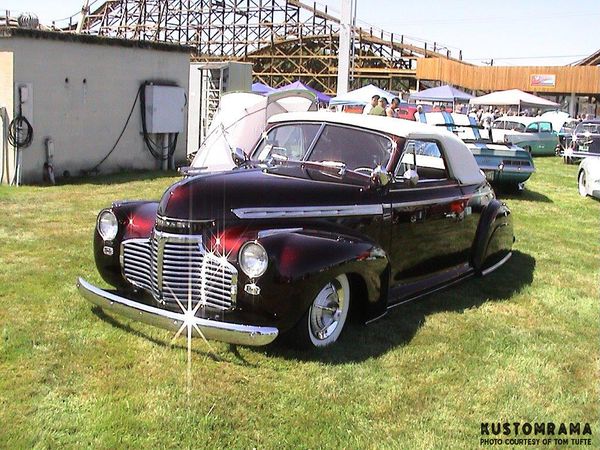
[384, 138, 471, 299]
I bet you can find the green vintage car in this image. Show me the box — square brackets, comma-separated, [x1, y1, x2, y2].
[491, 117, 559, 156]
[419, 113, 535, 190]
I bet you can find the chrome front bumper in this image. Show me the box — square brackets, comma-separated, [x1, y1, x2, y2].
[77, 277, 279, 346]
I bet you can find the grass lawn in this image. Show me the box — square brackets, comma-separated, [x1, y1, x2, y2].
[0, 158, 598, 449]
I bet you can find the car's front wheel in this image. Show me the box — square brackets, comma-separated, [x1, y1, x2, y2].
[578, 170, 588, 197]
[289, 274, 351, 349]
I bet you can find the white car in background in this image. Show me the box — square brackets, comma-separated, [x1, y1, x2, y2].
[577, 156, 600, 199]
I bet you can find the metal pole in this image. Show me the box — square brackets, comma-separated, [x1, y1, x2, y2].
[336, 0, 352, 95]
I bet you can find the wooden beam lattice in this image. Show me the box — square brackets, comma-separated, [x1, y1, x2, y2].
[75, 0, 463, 93]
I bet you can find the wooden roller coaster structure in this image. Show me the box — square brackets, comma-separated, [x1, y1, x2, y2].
[70, 0, 465, 94]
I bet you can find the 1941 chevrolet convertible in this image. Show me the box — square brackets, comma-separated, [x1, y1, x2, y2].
[78, 112, 514, 349]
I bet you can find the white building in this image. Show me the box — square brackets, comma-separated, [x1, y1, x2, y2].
[0, 27, 190, 184]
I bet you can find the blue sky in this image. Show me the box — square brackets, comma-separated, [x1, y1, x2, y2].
[2, 0, 598, 66]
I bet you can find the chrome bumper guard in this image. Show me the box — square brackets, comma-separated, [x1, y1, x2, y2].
[77, 277, 278, 346]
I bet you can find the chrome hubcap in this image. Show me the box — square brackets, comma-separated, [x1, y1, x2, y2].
[310, 281, 344, 341]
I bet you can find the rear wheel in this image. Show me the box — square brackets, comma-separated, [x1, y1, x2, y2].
[290, 274, 351, 349]
[578, 170, 588, 197]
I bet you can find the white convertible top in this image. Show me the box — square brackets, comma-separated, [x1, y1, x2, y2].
[269, 112, 485, 185]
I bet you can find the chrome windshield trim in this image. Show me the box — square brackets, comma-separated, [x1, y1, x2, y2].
[77, 278, 277, 346]
[232, 204, 383, 219]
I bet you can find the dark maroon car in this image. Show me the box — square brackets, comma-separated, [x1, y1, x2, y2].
[78, 112, 514, 349]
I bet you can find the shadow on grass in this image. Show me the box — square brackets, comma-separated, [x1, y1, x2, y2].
[496, 187, 553, 203]
[259, 250, 535, 364]
[56, 170, 179, 186]
[91, 307, 258, 367]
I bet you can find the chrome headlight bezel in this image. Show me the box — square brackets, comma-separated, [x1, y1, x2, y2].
[97, 210, 119, 241]
[239, 241, 268, 279]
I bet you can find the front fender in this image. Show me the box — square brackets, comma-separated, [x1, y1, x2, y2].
[249, 230, 389, 329]
[94, 201, 159, 289]
[471, 199, 513, 275]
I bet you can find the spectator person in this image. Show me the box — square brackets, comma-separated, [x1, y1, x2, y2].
[369, 97, 388, 116]
[363, 95, 380, 115]
[386, 97, 401, 118]
[414, 104, 424, 122]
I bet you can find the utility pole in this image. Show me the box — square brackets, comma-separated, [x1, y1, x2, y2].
[76, 0, 90, 34]
[337, 0, 353, 95]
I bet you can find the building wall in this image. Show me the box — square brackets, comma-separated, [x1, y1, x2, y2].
[0, 36, 189, 184]
[0, 51, 14, 184]
[417, 59, 600, 95]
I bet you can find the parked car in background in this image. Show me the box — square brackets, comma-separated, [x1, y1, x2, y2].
[563, 120, 600, 164]
[577, 156, 600, 199]
[491, 117, 559, 155]
[418, 112, 535, 190]
[78, 113, 514, 349]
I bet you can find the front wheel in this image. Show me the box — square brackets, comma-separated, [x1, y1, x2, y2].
[289, 274, 351, 349]
[578, 170, 588, 197]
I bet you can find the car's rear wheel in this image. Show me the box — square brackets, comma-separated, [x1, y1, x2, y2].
[290, 274, 350, 349]
[578, 170, 588, 197]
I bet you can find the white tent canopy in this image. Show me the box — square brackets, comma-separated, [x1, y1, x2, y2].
[190, 90, 317, 171]
[469, 89, 559, 108]
[329, 84, 396, 106]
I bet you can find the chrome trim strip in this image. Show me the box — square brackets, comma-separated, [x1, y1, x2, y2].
[258, 228, 303, 238]
[481, 252, 512, 276]
[77, 278, 278, 346]
[478, 164, 535, 174]
[232, 204, 384, 219]
[390, 195, 467, 209]
[156, 215, 213, 224]
[389, 182, 461, 192]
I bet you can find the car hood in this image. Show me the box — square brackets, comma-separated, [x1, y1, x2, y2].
[157, 164, 374, 220]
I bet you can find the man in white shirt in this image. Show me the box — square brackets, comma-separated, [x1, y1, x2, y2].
[363, 95, 380, 115]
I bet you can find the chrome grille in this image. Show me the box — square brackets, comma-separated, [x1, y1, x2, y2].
[121, 230, 237, 311]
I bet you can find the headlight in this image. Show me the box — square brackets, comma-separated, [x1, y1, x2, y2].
[98, 210, 118, 241]
[239, 241, 268, 278]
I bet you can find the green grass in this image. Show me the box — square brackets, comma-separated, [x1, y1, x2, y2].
[0, 159, 598, 449]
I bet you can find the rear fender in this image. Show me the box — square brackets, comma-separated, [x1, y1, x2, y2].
[471, 199, 513, 275]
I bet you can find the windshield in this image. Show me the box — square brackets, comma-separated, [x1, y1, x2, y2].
[307, 125, 393, 171]
[254, 123, 321, 162]
[575, 123, 600, 134]
[253, 123, 394, 173]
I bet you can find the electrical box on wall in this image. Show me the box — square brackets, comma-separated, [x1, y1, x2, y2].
[143, 85, 185, 133]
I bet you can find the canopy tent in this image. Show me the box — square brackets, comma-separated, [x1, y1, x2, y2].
[409, 85, 473, 103]
[469, 89, 559, 109]
[274, 80, 331, 103]
[329, 84, 396, 106]
[252, 82, 275, 95]
[190, 90, 317, 172]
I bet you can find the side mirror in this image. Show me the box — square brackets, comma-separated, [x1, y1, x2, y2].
[371, 165, 391, 187]
[403, 169, 419, 187]
[232, 147, 249, 166]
